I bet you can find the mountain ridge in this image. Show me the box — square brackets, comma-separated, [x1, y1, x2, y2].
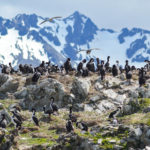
[0, 11, 150, 67]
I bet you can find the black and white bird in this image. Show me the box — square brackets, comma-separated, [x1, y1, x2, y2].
[69, 106, 77, 122]
[32, 108, 39, 126]
[50, 97, 59, 114]
[76, 121, 88, 132]
[11, 110, 23, 123]
[43, 105, 53, 118]
[11, 115, 22, 130]
[109, 107, 121, 119]
[12, 105, 21, 113]
[0, 114, 7, 128]
[66, 120, 74, 132]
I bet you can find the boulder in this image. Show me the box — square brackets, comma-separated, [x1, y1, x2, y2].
[0, 75, 19, 93]
[0, 109, 12, 123]
[103, 89, 117, 99]
[15, 78, 69, 110]
[134, 128, 142, 137]
[0, 74, 10, 86]
[114, 94, 126, 104]
[143, 107, 150, 113]
[84, 104, 93, 112]
[119, 73, 126, 81]
[97, 100, 116, 113]
[71, 78, 91, 101]
[94, 82, 103, 91]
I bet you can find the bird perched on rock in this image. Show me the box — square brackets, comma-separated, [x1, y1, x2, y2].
[69, 106, 77, 122]
[40, 16, 62, 25]
[109, 107, 121, 119]
[66, 120, 74, 132]
[11, 110, 23, 123]
[50, 97, 59, 114]
[11, 115, 22, 130]
[0, 114, 7, 128]
[43, 105, 53, 118]
[76, 121, 88, 132]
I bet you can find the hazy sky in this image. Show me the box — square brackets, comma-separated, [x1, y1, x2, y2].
[0, 0, 150, 30]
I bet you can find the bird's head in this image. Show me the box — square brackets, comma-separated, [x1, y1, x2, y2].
[50, 97, 54, 103]
[76, 121, 79, 127]
[117, 107, 121, 110]
[1, 114, 5, 118]
[32, 108, 36, 112]
[43, 105, 46, 110]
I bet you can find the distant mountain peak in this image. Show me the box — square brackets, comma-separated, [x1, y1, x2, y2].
[0, 12, 149, 68]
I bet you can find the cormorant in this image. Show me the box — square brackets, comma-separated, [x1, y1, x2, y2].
[0, 114, 7, 128]
[76, 121, 88, 131]
[43, 105, 53, 118]
[50, 97, 59, 114]
[66, 120, 74, 132]
[32, 108, 39, 126]
[86, 58, 95, 72]
[112, 65, 118, 77]
[139, 68, 146, 87]
[69, 106, 77, 122]
[64, 58, 72, 74]
[109, 107, 121, 119]
[11, 115, 22, 130]
[11, 110, 23, 123]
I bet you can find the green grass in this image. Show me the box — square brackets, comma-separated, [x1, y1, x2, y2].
[0, 99, 18, 110]
[139, 98, 150, 109]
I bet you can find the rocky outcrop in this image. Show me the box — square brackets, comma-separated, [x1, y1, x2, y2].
[0, 74, 19, 94]
[15, 78, 71, 110]
[0, 129, 15, 150]
[71, 78, 91, 101]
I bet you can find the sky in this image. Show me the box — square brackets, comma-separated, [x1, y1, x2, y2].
[0, 0, 150, 31]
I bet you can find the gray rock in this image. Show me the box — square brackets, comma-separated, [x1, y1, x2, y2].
[129, 91, 139, 98]
[0, 76, 19, 93]
[114, 94, 126, 104]
[97, 100, 115, 113]
[119, 73, 126, 81]
[0, 109, 11, 124]
[103, 89, 117, 99]
[16, 78, 68, 110]
[143, 107, 150, 113]
[94, 82, 103, 91]
[146, 129, 150, 138]
[134, 128, 142, 137]
[0, 74, 10, 86]
[122, 105, 132, 115]
[71, 78, 91, 100]
[84, 104, 93, 112]
[0, 103, 4, 109]
[90, 95, 102, 102]
[145, 146, 150, 150]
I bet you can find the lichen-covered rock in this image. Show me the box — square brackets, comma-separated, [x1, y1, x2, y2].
[0, 75, 19, 94]
[0, 74, 10, 87]
[71, 78, 91, 101]
[15, 78, 69, 110]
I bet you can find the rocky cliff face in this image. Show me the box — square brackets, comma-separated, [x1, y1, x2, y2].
[0, 71, 150, 149]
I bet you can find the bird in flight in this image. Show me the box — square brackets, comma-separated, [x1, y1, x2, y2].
[40, 16, 62, 25]
[77, 48, 100, 55]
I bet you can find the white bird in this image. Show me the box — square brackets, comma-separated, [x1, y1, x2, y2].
[77, 48, 100, 55]
[40, 16, 62, 25]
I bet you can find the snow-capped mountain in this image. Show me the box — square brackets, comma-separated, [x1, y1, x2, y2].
[0, 11, 150, 68]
